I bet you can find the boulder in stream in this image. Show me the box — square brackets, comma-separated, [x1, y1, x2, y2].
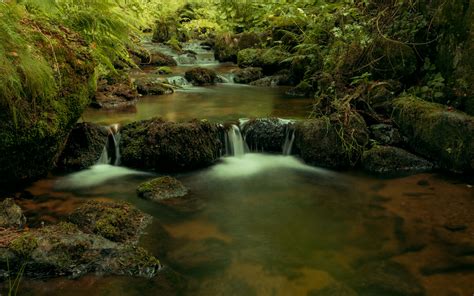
[93, 74, 139, 109]
[362, 146, 433, 176]
[120, 118, 223, 172]
[184, 67, 217, 86]
[237, 48, 290, 75]
[233, 67, 263, 84]
[57, 123, 109, 171]
[137, 176, 188, 200]
[294, 112, 369, 169]
[241, 118, 293, 153]
[148, 52, 177, 66]
[392, 96, 474, 173]
[134, 77, 175, 95]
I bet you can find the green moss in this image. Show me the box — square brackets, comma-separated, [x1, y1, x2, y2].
[9, 233, 38, 258]
[157, 66, 173, 74]
[392, 96, 474, 172]
[237, 48, 290, 74]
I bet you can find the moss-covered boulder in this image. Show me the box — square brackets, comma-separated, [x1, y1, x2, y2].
[0, 198, 26, 228]
[120, 118, 223, 172]
[68, 200, 152, 244]
[237, 48, 291, 75]
[137, 176, 188, 201]
[233, 67, 263, 84]
[362, 146, 433, 176]
[392, 96, 474, 172]
[184, 67, 217, 86]
[286, 81, 314, 97]
[369, 124, 403, 146]
[134, 77, 175, 95]
[294, 112, 369, 169]
[241, 118, 293, 153]
[1, 223, 160, 279]
[0, 21, 95, 190]
[56, 123, 109, 171]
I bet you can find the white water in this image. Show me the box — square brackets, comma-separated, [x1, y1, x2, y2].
[96, 124, 121, 165]
[209, 153, 330, 179]
[282, 128, 295, 155]
[225, 124, 247, 156]
[55, 164, 150, 189]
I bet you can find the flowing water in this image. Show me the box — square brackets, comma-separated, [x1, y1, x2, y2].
[3, 43, 474, 296]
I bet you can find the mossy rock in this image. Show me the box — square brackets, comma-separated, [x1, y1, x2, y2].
[93, 73, 139, 109]
[68, 200, 152, 244]
[0, 198, 26, 228]
[56, 123, 109, 171]
[120, 118, 223, 172]
[392, 96, 474, 172]
[156, 66, 173, 74]
[1, 222, 160, 279]
[134, 77, 175, 95]
[184, 67, 217, 86]
[237, 48, 291, 75]
[233, 67, 263, 84]
[148, 52, 177, 66]
[0, 20, 95, 189]
[214, 32, 263, 63]
[241, 118, 292, 153]
[286, 80, 313, 97]
[137, 176, 188, 201]
[294, 112, 369, 169]
[362, 146, 433, 176]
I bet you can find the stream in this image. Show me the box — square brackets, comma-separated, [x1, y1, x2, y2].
[5, 42, 474, 296]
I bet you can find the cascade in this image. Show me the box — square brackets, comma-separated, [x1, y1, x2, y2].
[225, 125, 247, 157]
[96, 124, 121, 165]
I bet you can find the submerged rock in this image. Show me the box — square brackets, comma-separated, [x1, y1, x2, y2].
[137, 176, 188, 200]
[166, 239, 230, 275]
[348, 261, 424, 296]
[241, 118, 292, 153]
[294, 112, 369, 169]
[120, 118, 223, 172]
[233, 67, 263, 84]
[249, 72, 291, 87]
[392, 96, 474, 173]
[134, 77, 174, 95]
[57, 123, 109, 171]
[362, 146, 433, 176]
[68, 200, 152, 244]
[184, 67, 217, 86]
[308, 283, 358, 296]
[0, 198, 26, 228]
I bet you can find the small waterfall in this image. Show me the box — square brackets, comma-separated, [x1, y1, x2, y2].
[282, 127, 295, 155]
[166, 76, 191, 87]
[225, 125, 247, 157]
[217, 74, 235, 84]
[96, 124, 121, 165]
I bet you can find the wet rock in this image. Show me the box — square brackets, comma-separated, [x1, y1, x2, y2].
[362, 146, 433, 176]
[0, 198, 26, 228]
[184, 67, 217, 86]
[392, 96, 474, 173]
[134, 77, 174, 95]
[197, 276, 257, 296]
[137, 177, 188, 200]
[233, 67, 263, 84]
[241, 118, 292, 153]
[0, 223, 160, 279]
[249, 72, 291, 87]
[166, 239, 230, 275]
[294, 112, 369, 169]
[286, 81, 313, 96]
[369, 124, 403, 146]
[348, 261, 424, 296]
[93, 74, 139, 109]
[237, 48, 290, 75]
[420, 252, 474, 275]
[308, 283, 358, 296]
[68, 200, 152, 244]
[57, 123, 109, 171]
[120, 119, 223, 172]
[148, 52, 177, 66]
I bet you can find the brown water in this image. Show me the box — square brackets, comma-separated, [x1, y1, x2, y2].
[3, 56, 474, 295]
[5, 157, 474, 296]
